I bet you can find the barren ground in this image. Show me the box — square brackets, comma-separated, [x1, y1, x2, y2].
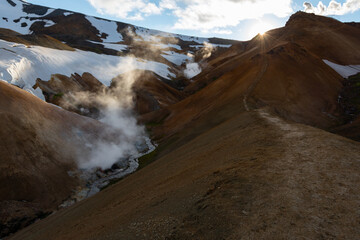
[11, 108, 360, 239]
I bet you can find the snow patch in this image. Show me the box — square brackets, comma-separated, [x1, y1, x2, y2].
[88, 41, 128, 52]
[63, 12, 73, 16]
[323, 60, 360, 78]
[43, 8, 55, 17]
[85, 16, 123, 43]
[42, 20, 56, 27]
[161, 51, 192, 66]
[184, 62, 201, 79]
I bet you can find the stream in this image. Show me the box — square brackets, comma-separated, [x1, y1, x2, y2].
[60, 137, 156, 208]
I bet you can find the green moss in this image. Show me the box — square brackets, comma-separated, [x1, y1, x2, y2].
[138, 148, 159, 169]
[100, 177, 125, 191]
[146, 121, 163, 128]
[339, 73, 360, 123]
[138, 136, 179, 169]
[53, 92, 64, 100]
[100, 136, 179, 191]
[348, 73, 360, 81]
[145, 112, 169, 129]
[100, 148, 160, 191]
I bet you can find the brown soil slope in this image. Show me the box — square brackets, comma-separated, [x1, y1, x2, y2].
[0, 82, 104, 237]
[153, 12, 360, 142]
[12, 108, 360, 239]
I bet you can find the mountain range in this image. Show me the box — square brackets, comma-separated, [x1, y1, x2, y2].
[1, 0, 360, 239]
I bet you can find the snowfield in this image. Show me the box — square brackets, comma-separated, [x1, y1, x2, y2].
[323, 60, 360, 78]
[0, 0, 55, 34]
[134, 26, 209, 44]
[85, 16, 123, 43]
[0, 39, 175, 100]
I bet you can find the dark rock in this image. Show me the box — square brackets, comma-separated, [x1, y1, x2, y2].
[6, 0, 16, 7]
[22, 4, 49, 16]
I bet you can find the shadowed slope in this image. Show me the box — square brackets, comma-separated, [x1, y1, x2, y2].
[0, 81, 104, 237]
[11, 108, 360, 239]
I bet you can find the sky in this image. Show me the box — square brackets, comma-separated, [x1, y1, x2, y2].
[26, 0, 360, 40]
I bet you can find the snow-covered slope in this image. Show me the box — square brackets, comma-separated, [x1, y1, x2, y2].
[0, 0, 54, 34]
[0, 0, 237, 101]
[134, 26, 209, 44]
[85, 16, 123, 43]
[0, 39, 175, 99]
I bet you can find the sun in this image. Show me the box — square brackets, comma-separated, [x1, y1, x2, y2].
[258, 27, 268, 35]
[255, 21, 272, 35]
[248, 21, 274, 38]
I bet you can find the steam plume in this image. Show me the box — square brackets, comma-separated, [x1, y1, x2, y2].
[184, 42, 216, 79]
[63, 58, 147, 170]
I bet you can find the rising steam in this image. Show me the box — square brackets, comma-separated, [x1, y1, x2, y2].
[61, 39, 216, 169]
[63, 58, 148, 170]
[201, 42, 215, 59]
[184, 42, 216, 79]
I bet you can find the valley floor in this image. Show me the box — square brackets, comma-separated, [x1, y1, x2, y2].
[11, 108, 360, 239]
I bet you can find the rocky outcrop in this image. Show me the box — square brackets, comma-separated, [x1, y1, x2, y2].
[34, 70, 185, 117]
[34, 73, 104, 101]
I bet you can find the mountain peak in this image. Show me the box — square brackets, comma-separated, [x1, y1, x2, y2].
[286, 11, 342, 27]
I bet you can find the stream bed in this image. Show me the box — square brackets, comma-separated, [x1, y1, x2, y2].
[60, 137, 156, 208]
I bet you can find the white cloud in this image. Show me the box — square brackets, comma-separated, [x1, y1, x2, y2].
[87, 0, 293, 33]
[87, 0, 163, 20]
[303, 0, 360, 15]
[172, 0, 293, 32]
[213, 28, 233, 35]
[159, 0, 178, 10]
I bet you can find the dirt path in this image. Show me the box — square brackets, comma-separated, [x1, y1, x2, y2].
[252, 108, 360, 239]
